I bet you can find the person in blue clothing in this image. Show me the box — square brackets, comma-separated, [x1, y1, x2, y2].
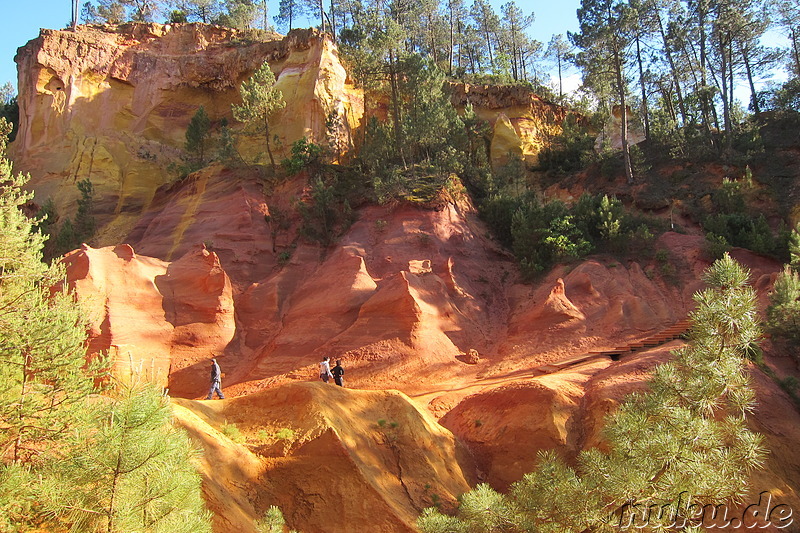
[206, 357, 225, 399]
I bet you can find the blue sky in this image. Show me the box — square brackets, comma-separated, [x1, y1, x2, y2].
[0, 0, 580, 93]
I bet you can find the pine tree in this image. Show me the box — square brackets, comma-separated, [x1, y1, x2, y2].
[185, 105, 212, 169]
[0, 131, 103, 466]
[546, 34, 573, 102]
[256, 505, 298, 533]
[419, 254, 765, 532]
[75, 177, 96, 240]
[0, 123, 210, 531]
[40, 382, 213, 532]
[232, 61, 286, 170]
[787, 222, 800, 272]
[274, 0, 306, 31]
[766, 265, 800, 350]
[571, 0, 637, 183]
[0, 122, 107, 526]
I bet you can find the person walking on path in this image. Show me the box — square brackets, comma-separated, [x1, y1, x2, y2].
[206, 357, 225, 399]
[320, 356, 333, 383]
[331, 360, 345, 387]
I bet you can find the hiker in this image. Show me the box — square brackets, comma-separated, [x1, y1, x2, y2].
[206, 357, 225, 399]
[331, 360, 345, 387]
[319, 356, 333, 383]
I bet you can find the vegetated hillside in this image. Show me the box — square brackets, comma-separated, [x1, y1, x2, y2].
[9, 22, 800, 533]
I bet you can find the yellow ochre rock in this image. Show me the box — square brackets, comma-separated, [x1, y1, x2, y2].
[450, 82, 569, 169]
[11, 23, 364, 242]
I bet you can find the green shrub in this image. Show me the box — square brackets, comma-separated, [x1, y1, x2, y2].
[275, 428, 295, 440]
[536, 113, 595, 172]
[704, 232, 732, 260]
[766, 266, 800, 350]
[221, 422, 245, 443]
[282, 137, 324, 175]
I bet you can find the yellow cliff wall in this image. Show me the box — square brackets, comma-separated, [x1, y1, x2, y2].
[11, 23, 363, 243]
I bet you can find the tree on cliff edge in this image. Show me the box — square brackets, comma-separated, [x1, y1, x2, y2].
[419, 254, 765, 532]
[232, 61, 286, 171]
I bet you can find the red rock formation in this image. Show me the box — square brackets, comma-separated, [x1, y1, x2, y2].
[63, 243, 234, 389]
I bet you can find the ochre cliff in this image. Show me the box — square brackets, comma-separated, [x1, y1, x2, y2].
[11, 23, 363, 242]
[450, 82, 569, 168]
[8, 23, 800, 533]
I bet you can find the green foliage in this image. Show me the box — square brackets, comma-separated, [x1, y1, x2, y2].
[51, 178, 96, 256]
[704, 232, 732, 261]
[217, 121, 240, 164]
[357, 56, 482, 205]
[596, 194, 623, 241]
[788, 222, 800, 271]
[0, 150, 105, 469]
[536, 113, 595, 172]
[766, 266, 800, 350]
[39, 383, 212, 532]
[76, 178, 96, 238]
[0, 85, 18, 143]
[483, 191, 656, 278]
[275, 427, 295, 440]
[282, 137, 324, 175]
[255, 505, 286, 533]
[221, 421, 246, 443]
[715, 177, 748, 214]
[185, 105, 212, 170]
[0, 134, 210, 532]
[81, 0, 160, 23]
[398, 56, 467, 167]
[232, 62, 286, 169]
[759, 78, 800, 112]
[702, 213, 776, 257]
[297, 177, 353, 247]
[214, 0, 257, 29]
[419, 255, 765, 532]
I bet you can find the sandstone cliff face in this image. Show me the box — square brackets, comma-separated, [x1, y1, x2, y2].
[450, 83, 569, 168]
[12, 23, 363, 241]
[63, 243, 235, 386]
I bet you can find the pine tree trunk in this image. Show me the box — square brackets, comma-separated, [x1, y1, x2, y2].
[658, 15, 688, 125]
[636, 34, 650, 141]
[698, 7, 716, 144]
[557, 53, 563, 99]
[265, 116, 276, 170]
[613, 45, 634, 184]
[448, 6, 455, 75]
[742, 45, 760, 115]
[388, 49, 405, 166]
[659, 82, 677, 123]
[330, 0, 336, 40]
[484, 26, 494, 67]
[318, 0, 326, 34]
[792, 28, 800, 76]
[720, 38, 728, 124]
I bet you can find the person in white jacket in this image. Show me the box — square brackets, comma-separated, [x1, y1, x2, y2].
[319, 356, 333, 383]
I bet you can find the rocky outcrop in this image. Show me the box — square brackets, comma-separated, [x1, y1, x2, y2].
[172, 382, 476, 533]
[62, 243, 235, 387]
[12, 23, 363, 240]
[450, 82, 569, 168]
